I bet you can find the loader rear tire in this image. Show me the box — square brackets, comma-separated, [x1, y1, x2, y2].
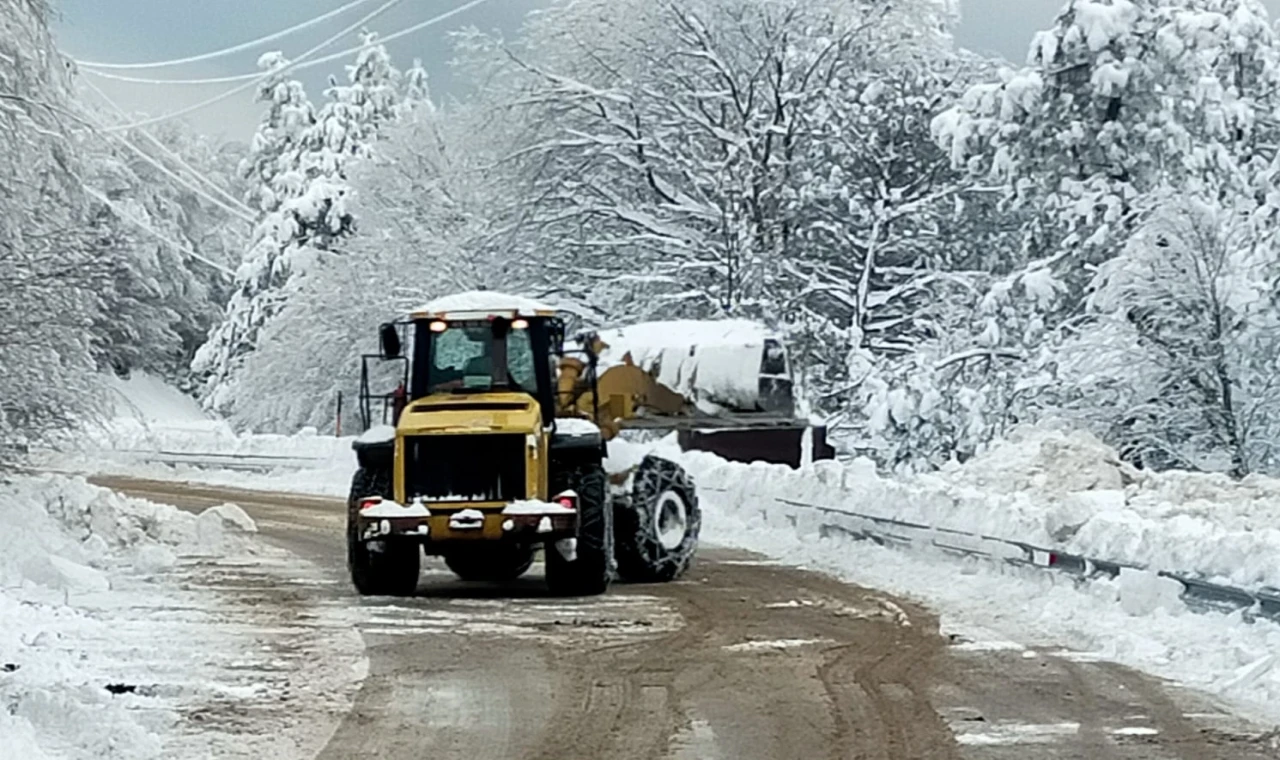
[615, 455, 700, 583]
[347, 466, 420, 597]
[545, 464, 612, 596]
[444, 546, 535, 582]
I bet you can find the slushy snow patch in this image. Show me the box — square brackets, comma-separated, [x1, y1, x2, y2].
[554, 417, 600, 437]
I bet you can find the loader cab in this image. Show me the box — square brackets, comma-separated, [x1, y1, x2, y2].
[358, 292, 573, 434]
[403, 312, 563, 427]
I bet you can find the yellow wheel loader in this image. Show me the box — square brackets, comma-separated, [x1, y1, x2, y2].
[345, 291, 828, 596]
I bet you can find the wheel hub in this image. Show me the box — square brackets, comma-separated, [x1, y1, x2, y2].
[655, 490, 689, 550]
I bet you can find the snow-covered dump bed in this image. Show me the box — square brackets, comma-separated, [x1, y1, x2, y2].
[595, 319, 784, 412]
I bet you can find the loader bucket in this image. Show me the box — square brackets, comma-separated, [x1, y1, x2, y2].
[677, 424, 834, 469]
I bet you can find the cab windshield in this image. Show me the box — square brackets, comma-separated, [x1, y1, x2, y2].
[426, 323, 536, 394]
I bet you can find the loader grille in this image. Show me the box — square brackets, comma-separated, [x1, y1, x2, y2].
[402, 433, 527, 503]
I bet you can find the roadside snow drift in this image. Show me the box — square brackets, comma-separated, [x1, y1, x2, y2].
[0, 474, 365, 759]
[605, 429, 1280, 722]
[657, 427, 1280, 592]
[50, 372, 358, 496]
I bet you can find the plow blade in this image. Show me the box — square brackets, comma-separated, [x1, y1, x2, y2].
[677, 423, 834, 469]
[621, 415, 834, 469]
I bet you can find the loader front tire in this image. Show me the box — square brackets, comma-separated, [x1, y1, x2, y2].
[614, 455, 700, 583]
[347, 466, 420, 597]
[545, 464, 612, 596]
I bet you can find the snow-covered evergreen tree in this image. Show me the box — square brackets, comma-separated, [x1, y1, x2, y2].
[191, 57, 321, 413]
[239, 52, 316, 214]
[399, 58, 434, 117]
[194, 34, 404, 418]
[229, 113, 487, 432]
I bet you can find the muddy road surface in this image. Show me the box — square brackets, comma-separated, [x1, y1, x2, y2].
[95, 475, 1278, 760]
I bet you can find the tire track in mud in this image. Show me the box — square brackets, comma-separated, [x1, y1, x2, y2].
[95, 475, 1278, 760]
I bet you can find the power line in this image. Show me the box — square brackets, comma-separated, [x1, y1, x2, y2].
[79, 84, 256, 222]
[81, 68, 263, 86]
[97, 0, 408, 133]
[81, 77, 255, 216]
[83, 187, 236, 278]
[90, 118, 257, 223]
[74, 0, 495, 89]
[73, 0, 376, 70]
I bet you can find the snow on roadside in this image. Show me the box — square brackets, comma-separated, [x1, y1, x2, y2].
[0, 473, 366, 759]
[651, 426, 1280, 591]
[55, 374, 1280, 722]
[44, 371, 357, 497]
[696, 490, 1280, 724]
[602, 432, 1280, 723]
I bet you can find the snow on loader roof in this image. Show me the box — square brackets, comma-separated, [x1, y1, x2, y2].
[411, 291, 557, 321]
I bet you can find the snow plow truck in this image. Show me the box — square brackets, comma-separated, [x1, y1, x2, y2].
[346, 291, 830, 596]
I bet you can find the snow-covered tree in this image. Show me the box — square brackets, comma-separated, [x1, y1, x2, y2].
[190, 58, 321, 412]
[239, 52, 316, 214]
[905, 0, 1280, 470]
[934, 0, 1280, 276]
[399, 58, 434, 116]
[228, 113, 494, 432]
[1063, 190, 1280, 475]
[75, 118, 248, 382]
[457, 0, 972, 320]
[0, 0, 107, 454]
[195, 34, 405, 418]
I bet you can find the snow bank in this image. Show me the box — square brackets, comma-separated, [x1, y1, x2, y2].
[51, 378, 359, 497]
[637, 427, 1280, 591]
[0, 474, 263, 759]
[606, 429, 1280, 722]
[105, 372, 210, 428]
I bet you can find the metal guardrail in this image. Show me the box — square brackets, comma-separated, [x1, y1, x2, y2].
[110, 449, 330, 473]
[706, 487, 1280, 624]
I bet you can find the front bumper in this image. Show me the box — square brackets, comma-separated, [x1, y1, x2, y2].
[355, 503, 578, 544]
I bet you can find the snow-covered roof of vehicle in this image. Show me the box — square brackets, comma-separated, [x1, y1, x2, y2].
[410, 291, 558, 321]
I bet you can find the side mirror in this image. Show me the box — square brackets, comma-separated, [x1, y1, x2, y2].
[379, 323, 402, 359]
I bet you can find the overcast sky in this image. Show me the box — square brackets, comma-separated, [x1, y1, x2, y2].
[55, 0, 1280, 141]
